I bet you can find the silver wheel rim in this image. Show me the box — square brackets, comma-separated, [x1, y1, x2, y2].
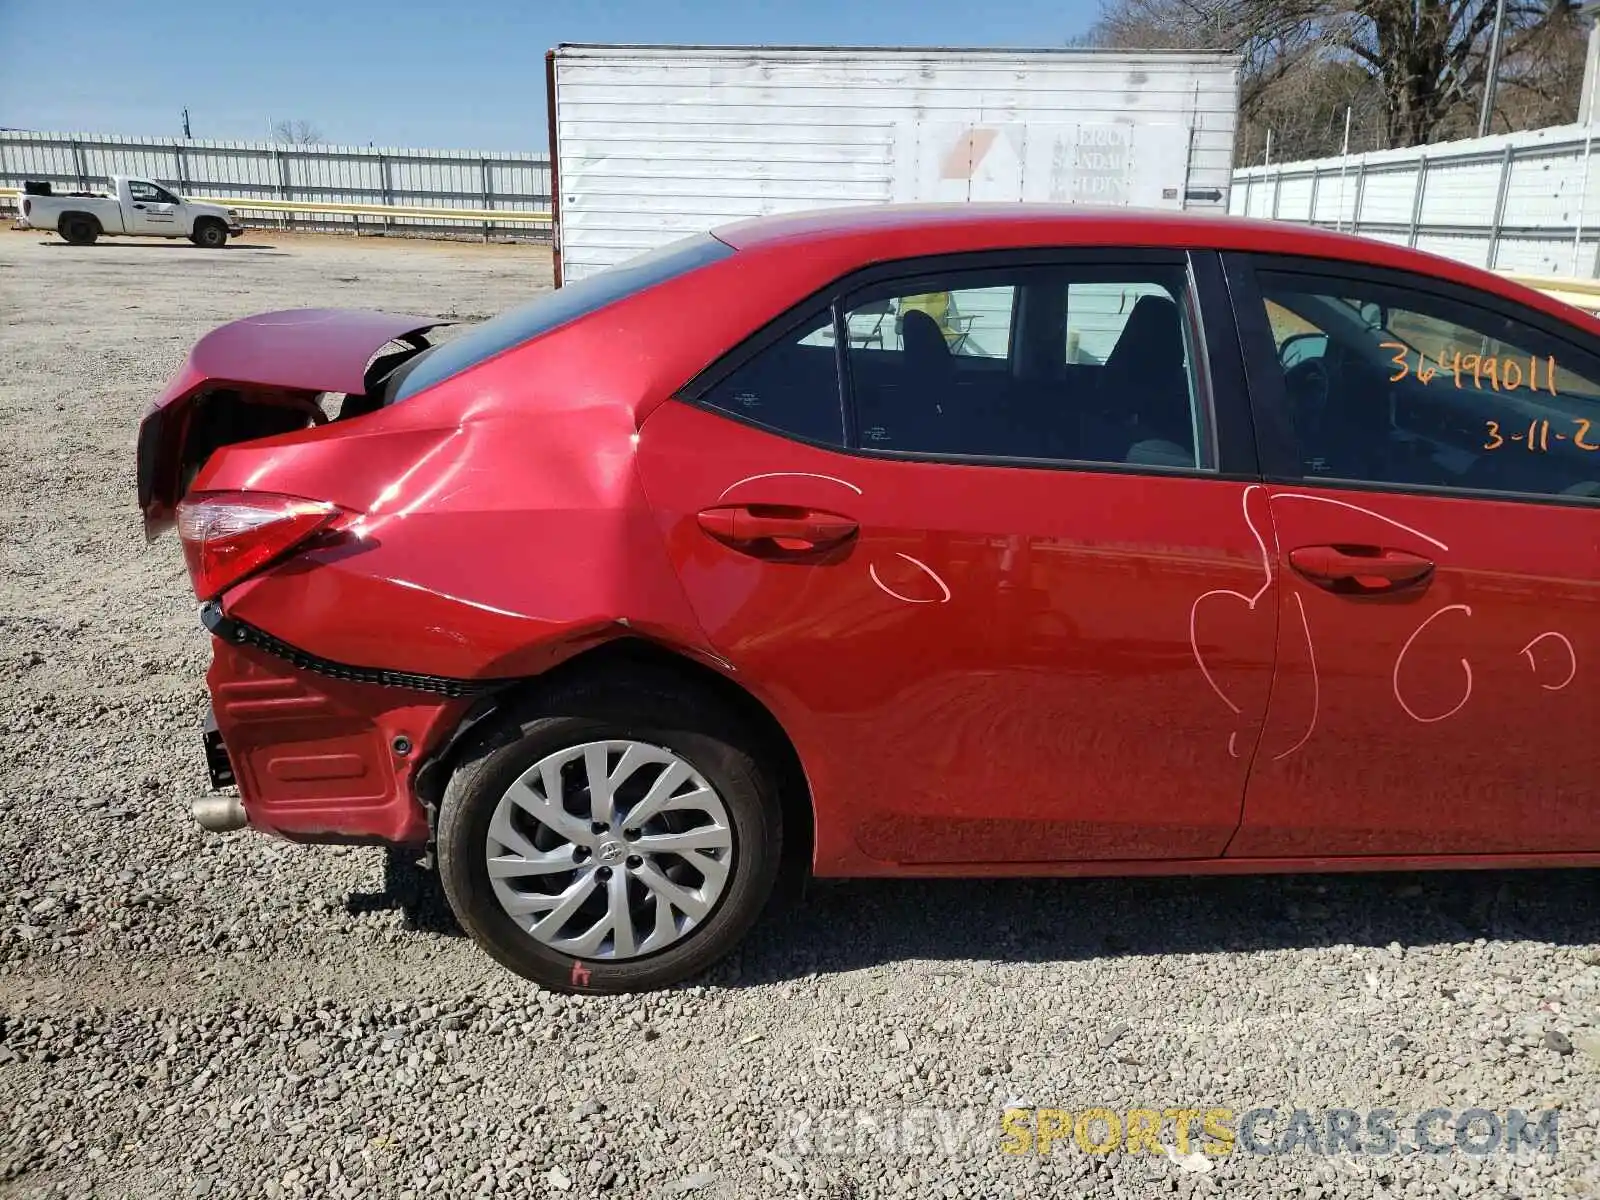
[485, 740, 735, 960]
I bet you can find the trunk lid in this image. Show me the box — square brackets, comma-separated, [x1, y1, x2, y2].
[137, 308, 445, 536]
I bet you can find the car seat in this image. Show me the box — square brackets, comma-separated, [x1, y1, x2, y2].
[1096, 296, 1195, 464]
[892, 308, 958, 450]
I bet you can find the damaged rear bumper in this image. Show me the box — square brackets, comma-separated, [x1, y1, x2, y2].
[199, 603, 481, 846]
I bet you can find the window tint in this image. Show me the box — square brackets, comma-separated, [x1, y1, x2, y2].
[1255, 270, 1600, 501]
[842, 265, 1204, 467]
[699, 310, 844, 445]
[391, 234, 734, 402]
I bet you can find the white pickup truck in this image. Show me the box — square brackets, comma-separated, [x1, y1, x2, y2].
[18, 175, 244, 247]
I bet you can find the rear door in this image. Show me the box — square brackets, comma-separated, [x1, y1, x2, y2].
[636, 249, 1278, 868]
[1224, 254, 1600, 857]
[125, 180, 180, 234]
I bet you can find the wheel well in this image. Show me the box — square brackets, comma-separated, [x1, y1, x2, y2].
[415, 638, 815, 891]
[62, 211, 101, 231]
[194, 215, 225, 228]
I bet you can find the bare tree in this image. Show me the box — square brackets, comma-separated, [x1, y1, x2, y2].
[1088, 0, 1326, 115]
[1087, 0, 1585, 159]
[271, 119, 323, 145]
[1344, 0, 1543, 146]
[1482, 1, 1587, 131]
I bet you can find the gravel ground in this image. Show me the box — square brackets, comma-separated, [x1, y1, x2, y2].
[4, 226, 1600, 1200]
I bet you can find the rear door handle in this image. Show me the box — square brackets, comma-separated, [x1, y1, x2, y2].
[1289, 544, 1434, 594]
[697, 505, 859, 554]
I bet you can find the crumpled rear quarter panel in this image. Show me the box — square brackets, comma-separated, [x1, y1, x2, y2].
[186, 246, 834, 843]
[205, 352, 712, 679]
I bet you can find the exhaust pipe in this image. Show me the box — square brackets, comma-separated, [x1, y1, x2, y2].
[191, 796, 248, 833]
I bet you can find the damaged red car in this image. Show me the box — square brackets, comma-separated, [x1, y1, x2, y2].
[141, 205, 1600, 993]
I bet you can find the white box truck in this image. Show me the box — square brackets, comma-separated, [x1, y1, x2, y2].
[544, 43, 1242, 285]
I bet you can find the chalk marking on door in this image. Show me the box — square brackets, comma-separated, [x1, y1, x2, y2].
[1189, 485, 1273, 716]
[1272, 591, 1320, 761]
[1271, 492, 1450, 552]
[1393, 604, 1474, 723]
[869, 553, 952, 604]
[718, 472, 863, 500]
[1520, 631, 1577, 691]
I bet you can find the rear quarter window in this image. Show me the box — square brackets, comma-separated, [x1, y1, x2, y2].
[391, 234, 734, 401]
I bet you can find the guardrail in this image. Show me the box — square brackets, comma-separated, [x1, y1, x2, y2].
[1501, 272, 1600, 314]
[0, 187, 551, 227]
[3, 186, 1598, 311]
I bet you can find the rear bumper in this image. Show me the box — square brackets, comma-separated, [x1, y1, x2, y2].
[202, 610, 474, 846]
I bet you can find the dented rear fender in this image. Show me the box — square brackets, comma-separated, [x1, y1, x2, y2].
[138, 309, 446, 533]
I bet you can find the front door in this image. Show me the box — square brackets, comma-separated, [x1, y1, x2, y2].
[636, 251, 1278, 868]
[1225, 254, 1600, 857]
[126, 180, 180, 234]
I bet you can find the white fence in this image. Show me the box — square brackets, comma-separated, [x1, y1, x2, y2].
[0, 131, 552, 238]
[1230, 124, 1600, 278]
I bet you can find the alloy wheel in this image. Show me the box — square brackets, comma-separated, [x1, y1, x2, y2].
[483, 740, 735, 959]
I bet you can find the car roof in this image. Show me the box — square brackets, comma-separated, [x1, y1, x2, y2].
[710, 203, 1600, 331]
[713, 203, 1401, 263]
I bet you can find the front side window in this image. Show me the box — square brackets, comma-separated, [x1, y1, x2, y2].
[129, 181, 177, 204]
[842, 264, 1204, 467]
[1253, 269, 1600, 501]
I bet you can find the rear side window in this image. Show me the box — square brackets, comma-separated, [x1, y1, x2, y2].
[698, 310, 845, 445]
[391, 234, 734, 401]
[681, 253, 1209, 472]
[842, 264, 1203, 467]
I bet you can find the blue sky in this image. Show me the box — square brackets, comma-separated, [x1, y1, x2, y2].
[0, 0, 1098, 153]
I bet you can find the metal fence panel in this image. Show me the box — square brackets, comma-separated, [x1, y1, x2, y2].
[1231, 124, 1600, 277]
[0, 130, 551, 238]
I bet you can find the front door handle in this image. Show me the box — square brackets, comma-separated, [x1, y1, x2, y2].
[697, 505, 859, 554]
[1289, 544, 1434, 594]
[132, 203, 147, 210]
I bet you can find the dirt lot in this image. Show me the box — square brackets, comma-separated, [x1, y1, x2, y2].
[3, 227, 1600, 1200]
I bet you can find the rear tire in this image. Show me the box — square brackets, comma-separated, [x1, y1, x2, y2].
[191, 220, 228, 249]
[436, 678, 783, 994]
[59, 216, 98, 245]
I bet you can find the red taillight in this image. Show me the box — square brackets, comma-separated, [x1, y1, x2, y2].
[176, 492, 343, 601]
[21, 198, 30, 217]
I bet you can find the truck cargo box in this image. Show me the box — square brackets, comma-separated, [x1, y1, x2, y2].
[546, 43, 1241, 284]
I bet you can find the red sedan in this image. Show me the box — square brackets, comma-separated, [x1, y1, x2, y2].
[138, 205, 1600, 993]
